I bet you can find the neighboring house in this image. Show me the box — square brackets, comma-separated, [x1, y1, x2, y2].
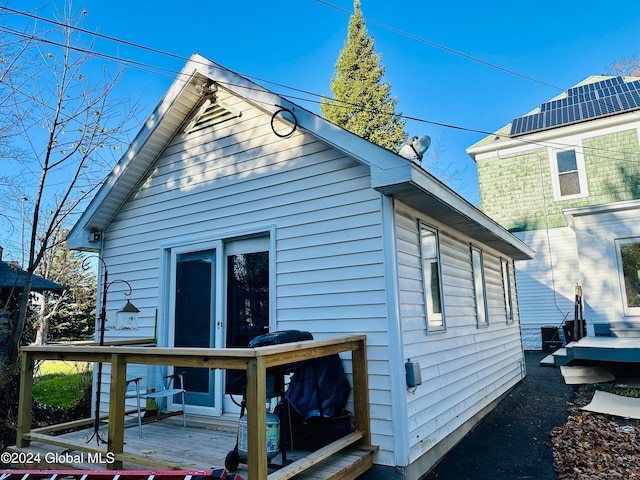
[467, 75, 640, 349]
[0, 246, 67, 349]
[67, 54, 533, 479]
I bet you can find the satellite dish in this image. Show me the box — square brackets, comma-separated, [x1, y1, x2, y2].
[399, 135, 431, 163]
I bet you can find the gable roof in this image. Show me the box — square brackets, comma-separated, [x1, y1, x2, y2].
[0, 260, 67, 293]
[468, 75, 640, 154]
[67, 54, 533, 261]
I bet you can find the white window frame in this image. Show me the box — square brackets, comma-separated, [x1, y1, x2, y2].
[501, 259, 514, 324]
[419, 223, 445, 332]
[471, 246, 488, 327]
[615, 237, 640, 316]
[548, 146, 588, 201]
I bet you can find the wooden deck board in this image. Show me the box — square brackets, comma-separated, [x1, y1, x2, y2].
[570, 336, 640, 363]
[10, 419, 376, 480]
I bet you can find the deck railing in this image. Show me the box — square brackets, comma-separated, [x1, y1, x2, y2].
[17, 335, 370, 480]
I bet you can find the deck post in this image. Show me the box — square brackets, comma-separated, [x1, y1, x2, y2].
[16, 350, 34, 448]
[245, 356, 267, 480]
[351, 337, 370, 445]
[107, 352, 126, 469]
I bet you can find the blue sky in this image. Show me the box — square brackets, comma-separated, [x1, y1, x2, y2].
[4, 0, 640, 232]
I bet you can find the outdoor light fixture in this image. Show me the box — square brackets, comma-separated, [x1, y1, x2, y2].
[82, 255, 139, 445]
[194, 81, 217, 96]
[116, 297, 140, 330]
[89, 228, 101, 242]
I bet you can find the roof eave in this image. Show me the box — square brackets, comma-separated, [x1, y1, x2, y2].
[372, 163, 535, 261]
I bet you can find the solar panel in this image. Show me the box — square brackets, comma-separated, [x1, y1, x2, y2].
[510, 76, 640, 136]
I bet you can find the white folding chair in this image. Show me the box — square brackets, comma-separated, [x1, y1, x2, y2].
[139, 373, 187, 428]
[125, 376, 143, 437]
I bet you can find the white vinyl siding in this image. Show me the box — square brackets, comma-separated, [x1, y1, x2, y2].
[395, 203, 524, 465]
[514, 227, 579, 349]
[98, 89, 394, 462]
[564, 201, 640, 327]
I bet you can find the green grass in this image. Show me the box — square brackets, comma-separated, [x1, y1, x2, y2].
[33, 361, 93, 408]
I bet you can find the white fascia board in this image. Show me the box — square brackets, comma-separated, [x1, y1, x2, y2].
[67, 61, 197, 250]
[410, 167, 535, 259]
[372, 161, 534, 259]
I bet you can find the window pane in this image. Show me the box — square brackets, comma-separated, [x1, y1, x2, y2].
[556, 150, 577, 173]
[559, 172, 581, 196]
[225, 250, 270, 395]
[175, 251, 215, 403]
[501, 260, 513, 322]
[420, 225, 444, 330]
[226, 251, 270, 348]
[472, 248, 487, 326]
[620, 242, 640, 308]
[430, 261, 441, 314]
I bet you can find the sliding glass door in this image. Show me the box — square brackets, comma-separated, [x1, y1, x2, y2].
[170, 245, 222, 415]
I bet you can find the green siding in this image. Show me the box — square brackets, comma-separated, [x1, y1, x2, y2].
[583, 130, 640, 201]
[477, 128, 640, 232]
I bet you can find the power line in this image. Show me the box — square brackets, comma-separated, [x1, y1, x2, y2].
[316, 0, 564, 91]
[1, 6, 638, 162]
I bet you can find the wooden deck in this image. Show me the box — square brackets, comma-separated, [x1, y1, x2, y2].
[548, 336, 640, 367]
[14, 336, 376, 480]
[9, 418, 377, 479]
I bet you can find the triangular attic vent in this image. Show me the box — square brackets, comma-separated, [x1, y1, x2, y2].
[185, 98, 241, 133]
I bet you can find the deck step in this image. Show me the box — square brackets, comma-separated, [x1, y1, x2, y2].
[610, 323, 640, 338]
[286, 445, 378, 480]
[268, 431, 377, 480]
[539, 354, 556, 366]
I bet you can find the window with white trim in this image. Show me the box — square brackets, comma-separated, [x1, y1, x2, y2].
[616, 238, 640, 315]
[420, 223, 445, 331]
[501, 259, 514, 324]
[472, 247, 488, 327]
[549, 147, 588, 200]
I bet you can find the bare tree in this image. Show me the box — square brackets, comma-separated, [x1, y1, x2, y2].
[0, 22, 33, 234]
[0, 4, 138, 353]
[607, 56, 640, 77]
[419, 136, 467, 193]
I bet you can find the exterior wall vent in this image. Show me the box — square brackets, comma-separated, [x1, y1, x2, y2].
[185, 98, 241, 133]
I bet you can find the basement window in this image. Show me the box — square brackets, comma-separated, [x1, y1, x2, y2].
[185, 98, 241, 134]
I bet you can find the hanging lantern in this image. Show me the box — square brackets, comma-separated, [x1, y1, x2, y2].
[116, 299, 139, 330]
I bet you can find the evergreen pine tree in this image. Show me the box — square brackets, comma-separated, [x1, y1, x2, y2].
[321, 0, 407, 151]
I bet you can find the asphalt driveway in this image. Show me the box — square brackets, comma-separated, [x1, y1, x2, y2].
[424, 351, 574, 480]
